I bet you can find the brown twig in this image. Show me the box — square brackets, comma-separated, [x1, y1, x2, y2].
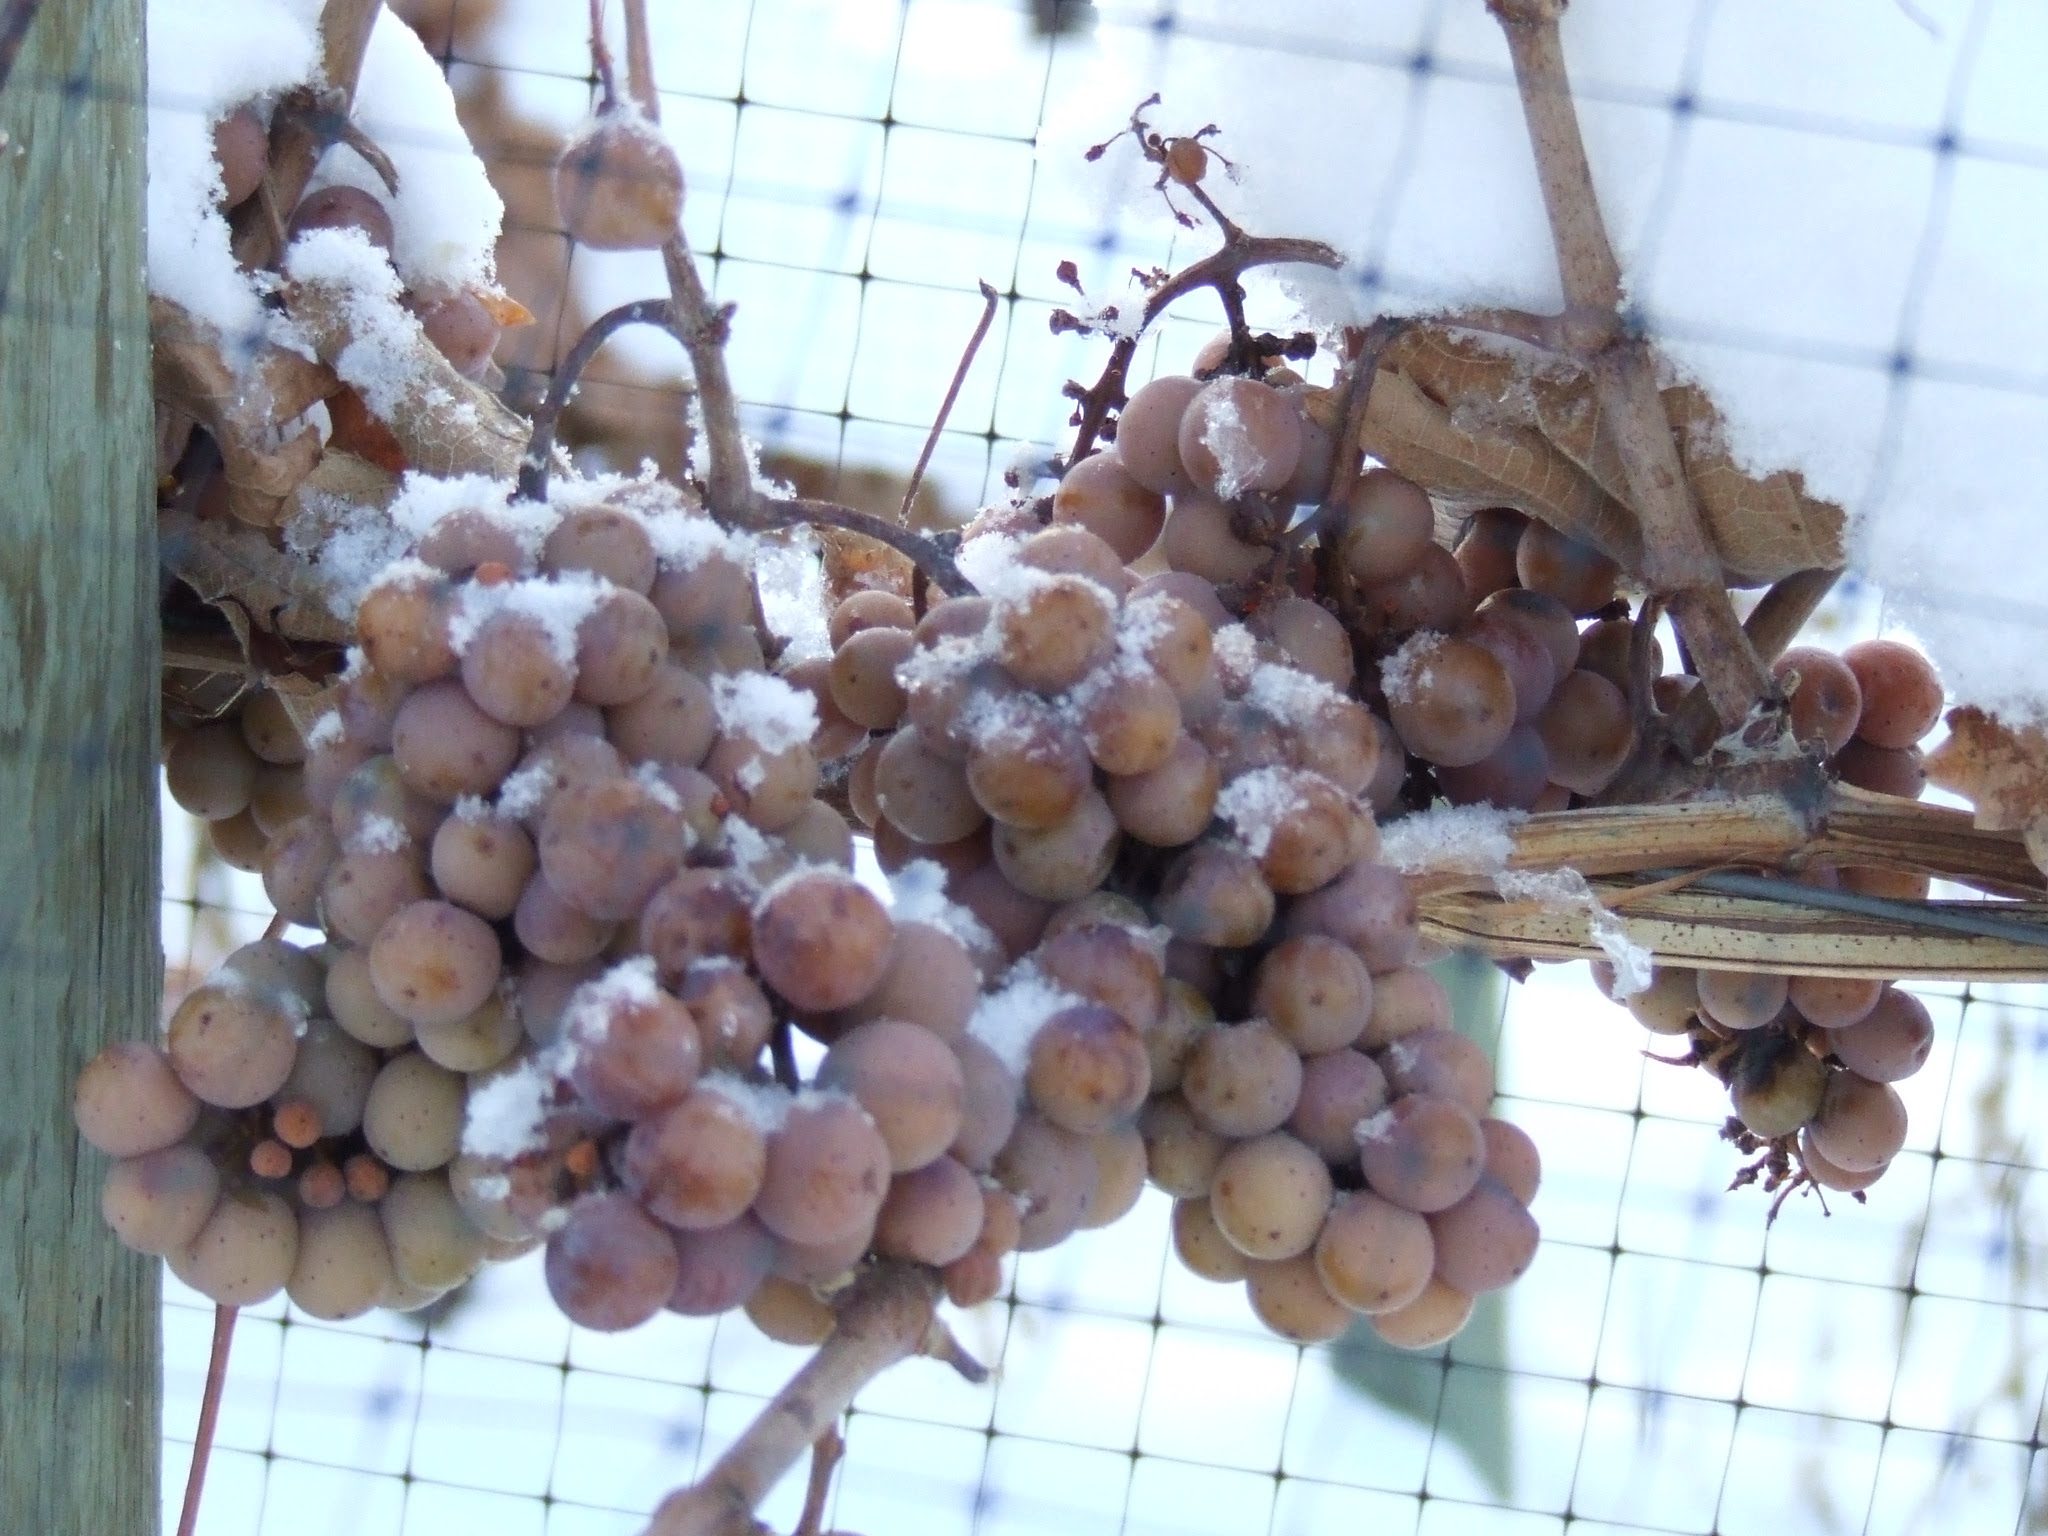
[899, 281, 1000, 527]
[175, 1304, 239, 1536]
[231, 0, 385, 272]
[1487, 0, 1773, 731]
[644, 1264, 947, 1536]
[516, 297, 680, 502]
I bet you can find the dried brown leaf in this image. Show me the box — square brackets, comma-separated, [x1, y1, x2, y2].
[1927, 706, 2048, 843]
[160, 508, 353, 648]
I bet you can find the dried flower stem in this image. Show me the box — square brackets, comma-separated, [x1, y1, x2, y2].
[899, 280, 1000, 526]
[174, 1305, 239, 1536]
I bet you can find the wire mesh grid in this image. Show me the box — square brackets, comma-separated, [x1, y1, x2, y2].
[97, 0, 2048, 1531]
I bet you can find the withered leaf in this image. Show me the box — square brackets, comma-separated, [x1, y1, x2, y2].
[160, 509, 353, 648]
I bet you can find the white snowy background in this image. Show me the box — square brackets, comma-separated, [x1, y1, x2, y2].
[140, 1, 2048, 1534]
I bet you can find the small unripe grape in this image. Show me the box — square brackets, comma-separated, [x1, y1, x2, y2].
[172, 1189, 300, 1307]
[1315, 1189, 1434, 1314]
[554, 110, 686, 250]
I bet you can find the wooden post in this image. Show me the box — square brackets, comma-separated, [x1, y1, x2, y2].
[0, 2, 161, 1533]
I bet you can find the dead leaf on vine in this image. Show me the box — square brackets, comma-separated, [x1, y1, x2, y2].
[1356, 324, 1846, 588]
[160, 509, 354, 648]
[1927, 706, 2048, 840]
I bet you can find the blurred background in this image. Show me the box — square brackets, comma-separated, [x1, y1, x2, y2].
[159, 1, 2048, 1533]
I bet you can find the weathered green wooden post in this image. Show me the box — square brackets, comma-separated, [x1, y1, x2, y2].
[0, 0, 161, 1531]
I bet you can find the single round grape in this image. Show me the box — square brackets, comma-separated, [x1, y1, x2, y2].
[1459, 604, 1562, 724]
[1624, 966, 1699, 1036]
[566, 981, 701, 1119]
[674, 961, 774, 1068]
[991, 1112, 1097, 1251]
[236, 690, 305, 767]
[1380, 1028, 1494, 1119]
[370, 899, 503, 1027]
[1253, 596, 1352, 690]
[329, 754, 441, 849]
[838, 921, 982, 1041]
[1154, 841, 1276, 948]
[1340, 469, 1435, 584]
[1370, 1275, 1474, 1349]
[544, 504, 657, 592]
[1139, 1094, 1227, 1198]
[250, 763, 312, 838]
[321, 845, 433, 945]
[1161, 493, 1272, 584]
[1771, 647, 1863, 755]
[782, 656, 869, 763]
[991, 789, 1121, 902]
[1827, 986, 1934, 1082]
[1832, 739, 1926, 799]
[1477, 588, 1578, 677]
[1516, 520, 1618, 615]
[1171, 1195, 1250, 1282]
[1182, 1020, 1303, 1138]
[751, 870, 893, 1013]
[102, 1145, 220, 1256]
[1035, 921, 1163, 1033]
[1809, 1070, 1909, 1173]
[817, 1019, 965, 1172]
[948, 1034, 1021, 1171]
[1536, 669, 1635, 796]
[1843, 638, 1943, 750]
[74, 1041, 201, 1157]
[1798, 1125, 1887, 1192]
[824, 590, 912, 650]
[460, 610, 576, 728]
[1177, 376, 1303, 497]
[1730, 1038, 1828, 1138]
[1245, 1253, 1353, 1343]
[361, 1051, 465, 1172]
[413, 509, 527, 577]
[1479, 1118, 1542, 1205]
[1025, 1002, 1150, 1135]
[637, 869, 753, 986]
[545, 1193, 680, 1332]
[875, 725, 987, 844]
[1426, 1174, 1538, 1295]
[277, 1019, 379, 1138]
[1285, 860, 1419, 975]
[1104, 731, 1220, 847]
[356, 568, 456, 683]
[1315, 1188, 1435, 1314]
[1696, 969, 1789, 1032]
[624, 1085, 769, 1229]
[325, 946, 414, 1048]
[873, 1155, 985, 1265]
[222, 936, 324, 1009]
[1387, 636, 1515, 769]
[650, 543, 753, 633]
[1789, 973, 1884, 1031]
[1254, 936, 1372, 1055]
[1572, 617, 1657, 694]
[1285, 1048, 1390, 1165]
[165, 984, 299, 1110]
[414, 290, 501, 377]
[995, 574, 1116, 694]
[977, 1185, 1024, 1257]
[573, 588, 668, 706]
[1116, 375, 1203, 496]
[514, 872, 615, 964]
[829, 626, 915, 730]
[289, 185, 394, 253]
[1357, 544, 1472, 634]
[166, 722, 259, 820]
[514, 957, 604, 1047]
[702, 729, 820, 832]
[1435, 723, 1551, 810]
[744, 1274, 837, 1344]
[1144, 977, 1214, 1095]
[1080, 666, 1182, 777]
[1053, 452, 1168, 562]
[536, 776, 688, 922]
[172, 1189, 299, 1306]
[606, 663, 717, 767]
[966, 697, 1092, 830]
[1122, 590, 1216, 696]
[287, 1202, 398, 1322]
[430, 812, 536, 921]
[391, 680, 521, 801]
[1359, 1094, 1485, 1214]
[949, 861, 1053, 962]
[1452, 507, 1526, 598]
[668, 1214, 777, 1316]
[755, 1094, 894, 1246]
[1209, 1132, 1333, 1261]
[1080, 1126, 1148, 1229]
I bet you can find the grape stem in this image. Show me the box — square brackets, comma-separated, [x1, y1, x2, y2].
[643, 1263, 965, 1536]
[175, 1304, 239, 1536]
[790, 1423, 844, 1536]
[898, 280, 1001, 528]
[1486, 0, 1779, 733]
